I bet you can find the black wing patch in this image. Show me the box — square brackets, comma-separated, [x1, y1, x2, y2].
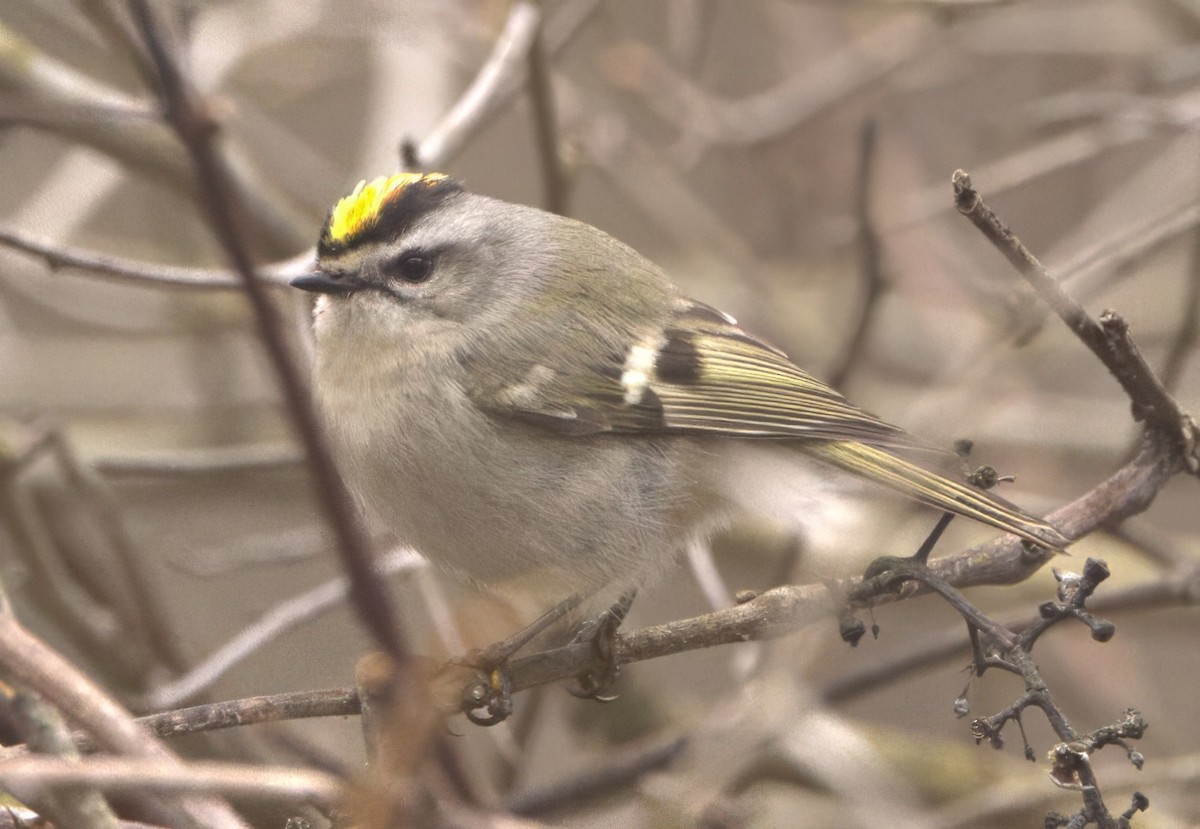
[477, 298, 926, 450]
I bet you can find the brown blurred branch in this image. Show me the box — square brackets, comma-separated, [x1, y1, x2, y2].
[127, 0, 409, 666]
[73, 0, 159, 89]
[0, 756, 342, 810]
[0, 422, 141, 682]
[0, 582, 249, 829]
[606, 15, 933, 154]
[43, 425, 191, 673]
[0, 812, 161, 829]
[1163, 228, 1200, 391]
[91, 444, 304, 478]
[0, 21, 310, 255]
[505, 734, 689, 816]
[1057, 202, 1200, 296]
[143, 548, 424, 709]
[1002, 198, 1200, 344]
[526, 10, 569, 215]
[828, 119, 887, 388]
[6, 687, 121, 829]
[898, 119, 1156, 232]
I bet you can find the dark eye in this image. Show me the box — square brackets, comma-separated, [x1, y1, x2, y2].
[392, 252, 434, 283]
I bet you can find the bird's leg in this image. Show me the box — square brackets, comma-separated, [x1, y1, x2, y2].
[862, 511, 955, 584]
[912, 510, 956, 565]
[568, 588, 637, 703]
[843, 512, 957, 645]
[459, 591, 585, 726]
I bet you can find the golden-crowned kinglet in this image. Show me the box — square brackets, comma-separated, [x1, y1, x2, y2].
[292, 173, 1068, 595]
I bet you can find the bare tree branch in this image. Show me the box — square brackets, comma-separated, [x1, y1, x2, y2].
[0, 756, 343, 810]
[143, 548, 424, 709]
[0, 583, 249, 829]
[526, 9, 569, 215]
[405, 1, 542, 171]
[405, 0, 601, 170]
[953, 169, 1199, 475]
[0, 20, 310, 255]
[126, 0, 409, 666]
[6, 687, 121, 829]
[828, 119, 887, 388]
[0, 227, 309, 290]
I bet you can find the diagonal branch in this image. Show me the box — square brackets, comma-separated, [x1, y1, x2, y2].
[952, 169, 1198, 475]
[0, 585, 249, 829]
[0, 20, 309, 255]
[125, 0, 408, 665]
[404, 0, 600, 171]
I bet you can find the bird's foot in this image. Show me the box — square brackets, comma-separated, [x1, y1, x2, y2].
[567, 590, 636, 703]
[454, 592, 585, 726]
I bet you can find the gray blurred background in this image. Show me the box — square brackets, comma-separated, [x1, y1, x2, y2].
[1, 1, 1198, 827]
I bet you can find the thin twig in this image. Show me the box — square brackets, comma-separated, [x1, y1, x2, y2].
[92, 444, 304, 478]
[828, 119, 886, 388]
[1, 688, 360, 761]
[142, 687, 360, 742]
[505, 735, 688, 816]
[406, 2, 545, 170]
[821, 560, 1200, 704]
[526, 8, 569, 215]
[0, 226, 309, 290]
[142, 548, 424, 709]
[1162, 225, 1200, 391]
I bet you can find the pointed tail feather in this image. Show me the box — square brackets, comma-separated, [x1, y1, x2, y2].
[806, 441, 1070, 552]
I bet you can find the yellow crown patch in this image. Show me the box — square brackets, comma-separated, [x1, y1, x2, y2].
[325, 172, 450, 246]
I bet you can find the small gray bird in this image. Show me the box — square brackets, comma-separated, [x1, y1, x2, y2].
[292, 173, 1068, 600]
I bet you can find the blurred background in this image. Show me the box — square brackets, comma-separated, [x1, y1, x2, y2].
[1, 1, 1198, 827]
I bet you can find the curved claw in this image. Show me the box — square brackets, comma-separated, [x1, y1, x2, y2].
[567, 606, 624, 702]
[567, 670, 620, 702]
[462, 668, 513, 726]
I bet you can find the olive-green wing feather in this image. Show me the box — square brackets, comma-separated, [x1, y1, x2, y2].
[477, 298, 923, 445]
[801, 441, 1068, 550]
[639, 306, 919, 445]
[472, 298, 1068, 550]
